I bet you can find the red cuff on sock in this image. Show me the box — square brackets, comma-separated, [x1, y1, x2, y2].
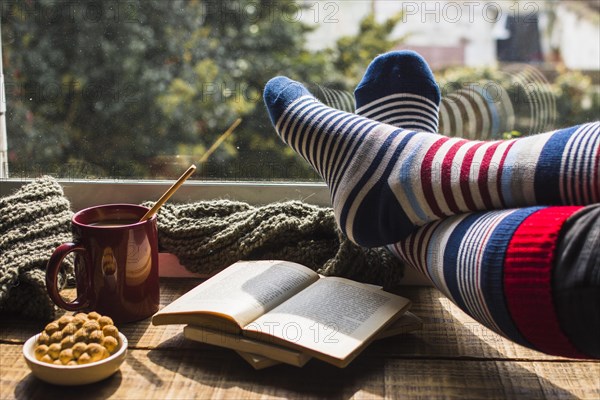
[504, 206, 586, 358]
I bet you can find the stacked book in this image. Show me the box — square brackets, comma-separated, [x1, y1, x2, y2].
[152, 260, 421, 369]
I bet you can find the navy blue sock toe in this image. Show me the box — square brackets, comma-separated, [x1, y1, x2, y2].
[355, 50, 441, 132]
[263, 76, 312, 127]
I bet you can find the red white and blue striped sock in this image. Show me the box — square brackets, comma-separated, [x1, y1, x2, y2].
[353, 56, 600, 359]
[354, 50, 440, 133]
[389, 205, 598, 359]
[263, 76, 600, 247]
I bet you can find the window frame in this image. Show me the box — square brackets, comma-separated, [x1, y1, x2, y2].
[0, 178, 330, 210]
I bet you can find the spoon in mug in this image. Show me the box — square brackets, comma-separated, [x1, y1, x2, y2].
[139, 164, 197, 222]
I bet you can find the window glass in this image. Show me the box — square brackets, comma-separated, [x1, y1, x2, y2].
[2, 1, 598, 180]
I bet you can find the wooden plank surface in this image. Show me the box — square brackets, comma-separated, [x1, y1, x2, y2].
[1, 280, 599, 399]
[2, 344, 599, 399]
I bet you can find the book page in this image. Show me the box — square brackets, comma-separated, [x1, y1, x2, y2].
[153, 260, 318, 327]
[243, 277, 410, 365]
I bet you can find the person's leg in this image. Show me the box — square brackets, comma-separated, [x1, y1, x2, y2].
[552, 204, 600, 357]
[264, 76, 600, 246]
[353, 53, 600, 358]
[388, 204, 600, 359]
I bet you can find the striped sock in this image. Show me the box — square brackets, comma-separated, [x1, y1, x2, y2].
[389, 205, 597, 359]
[348, 55, 599, 358]
[263, 76, 600, 246]
[354, 50, 440, 132]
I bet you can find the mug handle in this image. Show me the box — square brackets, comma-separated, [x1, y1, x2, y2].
[46, 243, 91, 311]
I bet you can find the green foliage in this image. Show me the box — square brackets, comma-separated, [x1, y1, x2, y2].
[2, 0, 330, 179]
[552, 70, 600, 127]
[4, 2, 595, 180]
[437, 65, 598, 136]
[4, 0, 204, 177]
[3, 2, 407, 180]
[501, 130, 523, 140]
[332, 12, 406, 84]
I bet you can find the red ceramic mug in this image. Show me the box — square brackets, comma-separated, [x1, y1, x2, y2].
[46, 204, 160, 323]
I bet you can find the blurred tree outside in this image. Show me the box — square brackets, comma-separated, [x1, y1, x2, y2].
[2, 1, 596, 180]
[1, 0, 331, 180]
[2, 0, 409, 180]
[437, 65, 599, 138]
[332, 11, 405, 85]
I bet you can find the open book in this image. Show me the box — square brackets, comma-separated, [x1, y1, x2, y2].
[152, 260, 412, 368]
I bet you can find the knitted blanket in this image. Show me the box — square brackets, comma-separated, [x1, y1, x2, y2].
[147, 200, 404, 286]
[1, 177, 404, 320]
[0, 177, 74, 319]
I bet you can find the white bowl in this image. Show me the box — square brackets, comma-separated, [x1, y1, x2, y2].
[23, 332, 128, 386]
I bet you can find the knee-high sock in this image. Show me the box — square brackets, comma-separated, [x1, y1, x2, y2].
[350, 52, 600, 359]
[264, 76, 600, 246]
[388, 205, 599, 359]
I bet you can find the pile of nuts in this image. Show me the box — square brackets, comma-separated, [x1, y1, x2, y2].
[33, 311, 120, 366]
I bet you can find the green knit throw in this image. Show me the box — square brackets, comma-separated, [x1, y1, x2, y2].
[146, 200, 404, 287]
[0, 177, 404, 320]
[0, 177, 74, 320]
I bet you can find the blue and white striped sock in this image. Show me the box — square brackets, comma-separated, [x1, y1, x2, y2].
[263, 76, 600, 247]
[354, 51, 440, 133]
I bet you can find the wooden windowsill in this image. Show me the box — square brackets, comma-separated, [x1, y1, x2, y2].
[2, 281, 598, 399]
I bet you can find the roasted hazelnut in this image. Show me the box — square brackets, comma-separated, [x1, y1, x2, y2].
[73, 328, 88, 343]
[44, 321, 60, 335]
[49, 330, 63, 344]
[77, 352, 92, 365]
[60, 335, 75, 349]
[40, 354, 53, 364]
[83, 320, 101, 333]
[98, 316, 114, 328]
[57, 315, 73, 329]
[37, 331, 51, 346]
[102, 336, 119, 354]
[59, 348, 74, 365]
[71, 342, 87, 359]
[74, 312, 88, 321]
[61, 322, 78, 336]
[88, 330, 104, 343]
[71, 316, 85, 328]
[47, 343, 62, 359]
[86, 343, 106, 362]
[34, 345, 49, 361]
[87, 311, 101, 320]
[102, 325, 119, 339]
